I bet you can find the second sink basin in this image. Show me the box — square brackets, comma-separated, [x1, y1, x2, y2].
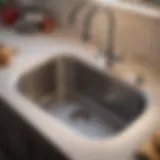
[18, 55, 146, 140]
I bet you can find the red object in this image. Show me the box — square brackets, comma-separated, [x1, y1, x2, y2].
[42, 17, 55, 33]
[1, 6, 20, 25]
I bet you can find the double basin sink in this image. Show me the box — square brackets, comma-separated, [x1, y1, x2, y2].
[18, 55, 146, 140]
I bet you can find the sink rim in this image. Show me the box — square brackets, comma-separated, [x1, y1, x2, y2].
[16, 53, 148, 138]
[5, 51, 159, 160]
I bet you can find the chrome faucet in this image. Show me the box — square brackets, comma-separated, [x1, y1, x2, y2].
[68, 4, 145, 89]
[82, 6, 122, 69]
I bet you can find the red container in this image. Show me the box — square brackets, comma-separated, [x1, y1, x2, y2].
[1, 5, 20, 25]
[42, 17, 55, 33]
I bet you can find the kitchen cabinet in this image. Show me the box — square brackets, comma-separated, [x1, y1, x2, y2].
[0, 149, 7, 160]
[0, 99, 70, 160]
[0, 102, 28, 159]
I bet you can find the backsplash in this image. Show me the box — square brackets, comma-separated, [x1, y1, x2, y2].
[113, 7, 160, 62]
[64, 1, 160, 67]
[16, 0, 160, 67]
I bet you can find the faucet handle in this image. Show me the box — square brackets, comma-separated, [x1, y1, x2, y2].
[111, 51, 126, 62]
[134, 74, 145, 89]
[115, 54, 125, 62]
[106, 52, 124, 69]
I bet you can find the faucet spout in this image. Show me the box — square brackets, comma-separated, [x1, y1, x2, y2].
[82, 6, 121, 69]
[68, 1, 86, 25]
[82, 6, 98, 42]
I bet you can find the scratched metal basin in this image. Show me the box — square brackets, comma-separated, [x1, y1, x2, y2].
[18, 56, 146, 139]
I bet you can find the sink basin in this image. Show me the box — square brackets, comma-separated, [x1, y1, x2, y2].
[18, 55, 146, 140]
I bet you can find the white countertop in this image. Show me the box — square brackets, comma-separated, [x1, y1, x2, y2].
[0, 28, 159, 160]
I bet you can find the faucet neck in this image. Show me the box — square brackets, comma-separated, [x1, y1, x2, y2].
[68, 1, 86, 25]
[105, 9, 116, 60]
[82, 6, 98, 42]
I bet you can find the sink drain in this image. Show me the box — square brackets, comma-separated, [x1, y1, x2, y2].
[71, 109, 90, 121]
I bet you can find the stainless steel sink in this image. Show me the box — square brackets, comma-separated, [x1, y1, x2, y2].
[18, 56, 146, 139]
